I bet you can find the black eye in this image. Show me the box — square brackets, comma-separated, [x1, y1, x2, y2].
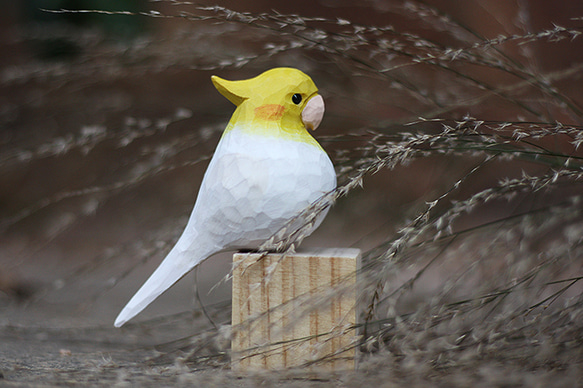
[292, 94, 302, 105]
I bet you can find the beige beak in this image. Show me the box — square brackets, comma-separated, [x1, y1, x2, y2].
[301, 95, 325, 131]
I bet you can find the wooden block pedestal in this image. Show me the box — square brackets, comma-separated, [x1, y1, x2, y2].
[231, 248, 360, 373]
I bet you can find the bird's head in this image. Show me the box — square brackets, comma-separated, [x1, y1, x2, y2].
[211, 68, 325, 137]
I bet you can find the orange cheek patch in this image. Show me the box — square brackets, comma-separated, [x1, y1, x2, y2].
[254, 104, 285, 121]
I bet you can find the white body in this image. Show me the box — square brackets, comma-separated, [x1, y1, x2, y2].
[197, 125, 336, 248]
[114, 125, 336, 327]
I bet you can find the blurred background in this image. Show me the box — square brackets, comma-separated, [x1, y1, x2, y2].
[1, 0, 582, 385]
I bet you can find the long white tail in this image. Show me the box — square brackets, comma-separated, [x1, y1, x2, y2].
[114, 230, 216, 327]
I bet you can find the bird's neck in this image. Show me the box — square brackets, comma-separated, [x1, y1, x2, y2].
[222, 106, 322, 148]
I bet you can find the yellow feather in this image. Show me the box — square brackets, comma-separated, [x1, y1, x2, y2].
[211, 68, 322, 147]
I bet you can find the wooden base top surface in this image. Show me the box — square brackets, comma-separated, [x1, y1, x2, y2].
[233, 247, 361, 259]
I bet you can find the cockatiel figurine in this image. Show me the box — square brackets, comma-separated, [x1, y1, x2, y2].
[114, 68, 336, 327]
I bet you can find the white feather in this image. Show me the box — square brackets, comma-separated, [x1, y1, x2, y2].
[114, 125, 336, 326]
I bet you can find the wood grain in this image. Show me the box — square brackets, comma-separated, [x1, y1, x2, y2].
[231, 248, 360, 372]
